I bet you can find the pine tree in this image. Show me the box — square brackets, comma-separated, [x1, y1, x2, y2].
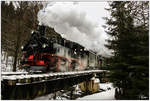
[104, 1, 149, 99]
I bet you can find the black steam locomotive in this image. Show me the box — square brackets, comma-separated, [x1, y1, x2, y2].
[21, 25, 101, 72]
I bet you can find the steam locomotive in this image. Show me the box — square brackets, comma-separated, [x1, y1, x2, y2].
[21, 25, 101, 72]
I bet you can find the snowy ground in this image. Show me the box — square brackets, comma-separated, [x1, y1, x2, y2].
[1, 51, 14, 72]
[1, 51, 24, 72]
[77, 83, 115, 100]
[34, 83, 115, 100]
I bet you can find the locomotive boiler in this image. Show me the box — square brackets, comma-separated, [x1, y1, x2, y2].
[20, 25, 101, 72]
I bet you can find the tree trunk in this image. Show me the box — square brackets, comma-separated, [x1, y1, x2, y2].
[6, 54, 8, 67]
[13, 35, 20, 72]
[13, 4, 23, 72]
[13, 20, 21, 72]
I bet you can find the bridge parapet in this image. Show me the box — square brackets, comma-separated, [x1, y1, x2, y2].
[2, 70, 108, 100]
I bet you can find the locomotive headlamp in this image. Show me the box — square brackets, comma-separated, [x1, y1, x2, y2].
[74, 51, 77, 54]
[31, 30, 34, 34]
[42, 44, 47, 48]
[21, 46, 24, 50]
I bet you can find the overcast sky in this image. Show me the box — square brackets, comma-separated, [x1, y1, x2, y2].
[38, 2, 112, 57]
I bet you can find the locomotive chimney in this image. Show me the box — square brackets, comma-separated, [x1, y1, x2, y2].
[38, 25, 46, 36]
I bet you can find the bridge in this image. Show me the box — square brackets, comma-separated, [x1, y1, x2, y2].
[1, 70, 108, 100]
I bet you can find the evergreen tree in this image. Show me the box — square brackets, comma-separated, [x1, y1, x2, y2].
[104, 1, 149, 99]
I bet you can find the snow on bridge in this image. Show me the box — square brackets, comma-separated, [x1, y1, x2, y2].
[2, 70, 108, 100]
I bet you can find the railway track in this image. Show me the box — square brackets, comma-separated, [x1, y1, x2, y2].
[2, 70, 108, 100]
[1, 70, 106, 86]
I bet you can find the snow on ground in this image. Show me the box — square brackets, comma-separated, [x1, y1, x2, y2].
[34, 83, 115, 100]
[77, 83, 115, 100]
[1, 51, 25, 72]
[1, 60, 13, 72]
[1, 51, 14, 72]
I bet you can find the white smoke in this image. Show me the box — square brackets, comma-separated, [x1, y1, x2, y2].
[38, 2, 112, 57]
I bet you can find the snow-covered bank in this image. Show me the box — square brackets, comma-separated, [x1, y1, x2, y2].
[1, 51, 24, 72]
[1, 51, 14, 72]
[77, 83, 115, 100]
[34, 83, 115, 100]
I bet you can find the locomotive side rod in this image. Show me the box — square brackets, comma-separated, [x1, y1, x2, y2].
[1, 70, 107, 100]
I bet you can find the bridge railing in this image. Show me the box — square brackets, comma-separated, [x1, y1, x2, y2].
[1, 70, 108, 100]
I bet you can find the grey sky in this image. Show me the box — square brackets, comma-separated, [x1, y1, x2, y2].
[38, 2, 112, 57]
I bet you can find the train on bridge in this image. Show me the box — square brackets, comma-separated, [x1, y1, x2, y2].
[21, 25, 102, 72]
